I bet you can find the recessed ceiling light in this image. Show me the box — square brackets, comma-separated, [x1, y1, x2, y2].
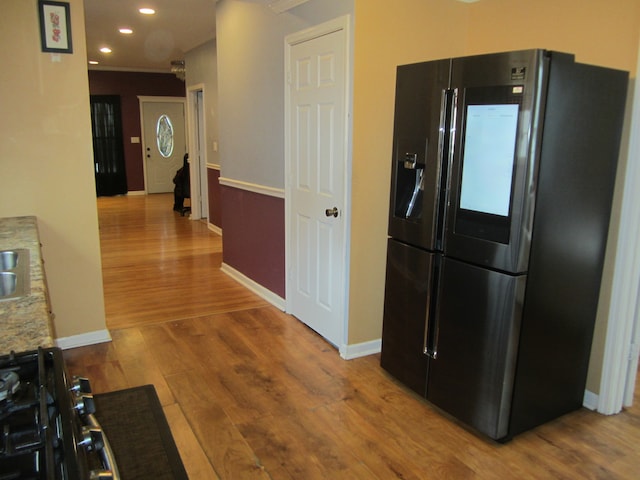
[89, 60, 99, 65]
[119, 28, 133, 34]
[139, 8, 155, 15]
[100, 47, 112, 53]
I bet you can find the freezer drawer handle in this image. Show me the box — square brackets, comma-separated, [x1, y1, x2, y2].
[423, 257, 442, 360]
[325, 207, 339, 218]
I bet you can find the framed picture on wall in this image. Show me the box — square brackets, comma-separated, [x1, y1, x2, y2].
[38, 1, 73, 54]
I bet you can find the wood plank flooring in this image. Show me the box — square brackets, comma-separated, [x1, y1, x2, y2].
[96, 194, 268, 329]
[63, 193, 640, 479]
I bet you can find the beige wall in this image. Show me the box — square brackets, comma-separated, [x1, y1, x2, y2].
[0, 0, 106, 340]
[465, 0, 639, 72]
[350, 0, 640, 395]
[349, 0, 471, 344]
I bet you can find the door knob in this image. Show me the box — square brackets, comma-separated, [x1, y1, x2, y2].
[325, 207, 339, 218]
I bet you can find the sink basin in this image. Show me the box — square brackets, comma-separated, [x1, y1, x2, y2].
[0, 250, 18, 270]
[0, 272, 17, 296]
[0, 249, 30, 301]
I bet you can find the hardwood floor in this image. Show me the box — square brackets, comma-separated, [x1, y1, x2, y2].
[63, 193, 640, 479]
[97, 194, 268, 329]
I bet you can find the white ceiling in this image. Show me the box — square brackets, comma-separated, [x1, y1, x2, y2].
[84, 0, 217, 72]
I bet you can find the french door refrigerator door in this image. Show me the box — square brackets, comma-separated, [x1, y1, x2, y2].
[426, 257, 526, 440]
[444, 50, 548, 274]
[388, 59, 451, 251]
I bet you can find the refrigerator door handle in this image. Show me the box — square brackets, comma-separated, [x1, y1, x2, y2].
[423, 283, 439, 359]
[434, 88, 458, 251]
[423, 305, 435, 359]
[445, 88, 458, 208]
[423, 257, 442, 359]
[423, 329, 438, 359]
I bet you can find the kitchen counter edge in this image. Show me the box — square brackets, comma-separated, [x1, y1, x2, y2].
[0, 216, 54, 354]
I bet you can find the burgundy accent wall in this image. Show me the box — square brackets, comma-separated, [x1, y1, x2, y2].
[221, 185, 285, 298]
[88, 71, 185, 191]
[208, 168, 222, 228]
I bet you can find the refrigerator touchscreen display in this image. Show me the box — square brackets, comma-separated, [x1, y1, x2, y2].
[460, 104, 519, 217]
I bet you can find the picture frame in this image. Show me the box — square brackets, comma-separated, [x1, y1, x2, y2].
[38, 0, 73, 54]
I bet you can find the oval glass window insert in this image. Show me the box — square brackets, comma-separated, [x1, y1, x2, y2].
[156, 114, 174, 158]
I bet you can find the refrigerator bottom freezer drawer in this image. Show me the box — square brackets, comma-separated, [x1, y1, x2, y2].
[381, 239, 433, 396]
[426, 257, 526, 440]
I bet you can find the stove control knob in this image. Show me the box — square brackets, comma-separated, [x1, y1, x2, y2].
[71, 376, 92, 394]
[78, 426, 104, 452]
[73, 393, 96, 416]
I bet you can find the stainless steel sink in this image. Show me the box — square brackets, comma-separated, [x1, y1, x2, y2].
[0, 272, 17, 296]
[0, 249, 30, 301]
[0, 250, 18, 270]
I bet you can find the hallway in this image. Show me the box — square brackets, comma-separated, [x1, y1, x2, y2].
[97, 193, 268, 329]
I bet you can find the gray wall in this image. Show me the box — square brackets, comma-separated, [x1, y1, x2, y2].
[215, 0, 354, 188]
[185, 39, 219, 167]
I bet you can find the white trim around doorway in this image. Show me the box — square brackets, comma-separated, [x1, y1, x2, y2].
[596, 44, 640, 414]
[186, 85, 208, 220]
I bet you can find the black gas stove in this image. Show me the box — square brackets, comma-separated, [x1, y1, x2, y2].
[0, 347, 119, 479]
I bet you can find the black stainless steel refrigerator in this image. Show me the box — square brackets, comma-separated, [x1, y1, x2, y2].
[381, 50, 628, 441]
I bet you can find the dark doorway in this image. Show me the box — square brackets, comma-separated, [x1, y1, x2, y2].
[90, 95, 128, 196]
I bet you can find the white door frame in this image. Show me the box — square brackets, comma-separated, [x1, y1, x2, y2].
[138, 96, 187, 195]
[186, 85, 208, 220]
[597, 43, 640, 413]
[284, 15, 353, 354]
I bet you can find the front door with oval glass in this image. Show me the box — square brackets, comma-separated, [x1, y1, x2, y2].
[141, 100, 187, 194]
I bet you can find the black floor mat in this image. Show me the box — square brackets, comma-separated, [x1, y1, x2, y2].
[93, 385, 188, 479]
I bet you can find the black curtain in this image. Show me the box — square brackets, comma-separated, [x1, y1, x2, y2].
[91, 95, 128, 196]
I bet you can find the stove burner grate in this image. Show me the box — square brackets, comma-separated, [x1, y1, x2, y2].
[0, 371, 20, 402]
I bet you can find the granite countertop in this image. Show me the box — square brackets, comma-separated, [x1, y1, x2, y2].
[0, 216, 54, 354]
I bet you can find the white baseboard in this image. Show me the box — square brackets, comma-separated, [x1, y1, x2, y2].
[220, 262, 286, 310]
[583, 389, 599, 411]
[126, 190, 146, 196]
[55, 329, 112, 350]
[220, 263, 382, 361]
[340, 339, 382, 360]
[208, 223, 222, 235]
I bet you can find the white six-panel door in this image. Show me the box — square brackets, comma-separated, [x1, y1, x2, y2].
[286, 21, 348, 348]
